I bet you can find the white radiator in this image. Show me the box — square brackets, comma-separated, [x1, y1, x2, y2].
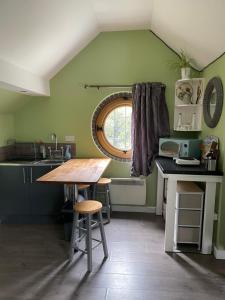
[109, 178, 146, 205]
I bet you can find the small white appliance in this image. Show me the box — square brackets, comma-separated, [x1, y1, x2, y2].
[159, 138, 201, 159]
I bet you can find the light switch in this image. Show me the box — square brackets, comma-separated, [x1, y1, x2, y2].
[65, 135, 75, 142]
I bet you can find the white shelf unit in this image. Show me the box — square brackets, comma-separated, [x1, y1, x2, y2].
[174, 181, 204, 250]
[174, 78, 205, 131]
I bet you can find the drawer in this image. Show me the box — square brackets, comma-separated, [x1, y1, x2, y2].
[177, 227, 200, 244]
[176, 193, 203, 209]
[177, 210, 201, 226]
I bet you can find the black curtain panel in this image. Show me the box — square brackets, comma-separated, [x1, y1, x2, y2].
[131, 82, 170, 176]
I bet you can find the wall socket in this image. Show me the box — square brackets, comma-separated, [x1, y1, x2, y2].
[65, 135, 75, 142]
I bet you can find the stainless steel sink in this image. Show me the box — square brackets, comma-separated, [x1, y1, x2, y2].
[36, 159, 65, 164]
[0, 160, 39, 165]
[0, 159, 65, 166]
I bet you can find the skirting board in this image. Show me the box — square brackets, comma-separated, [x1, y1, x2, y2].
[214, 246, 225, 259]
[112, 205, 156, 213]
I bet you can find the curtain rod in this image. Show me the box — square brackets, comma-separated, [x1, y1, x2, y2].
[83, 83, 166, 89]
[84, 84, 133, 89]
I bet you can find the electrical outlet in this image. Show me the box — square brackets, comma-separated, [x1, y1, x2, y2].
[65, 136, 75, 142]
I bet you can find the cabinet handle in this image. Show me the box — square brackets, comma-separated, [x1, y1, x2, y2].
[22, 168, 26, 184]
[30, 167, 33, 183]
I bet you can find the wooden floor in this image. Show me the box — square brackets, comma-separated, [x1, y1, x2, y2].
[0, 212, 225, 300]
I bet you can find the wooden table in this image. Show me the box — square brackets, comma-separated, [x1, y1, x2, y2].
[37, 158, 111, 202]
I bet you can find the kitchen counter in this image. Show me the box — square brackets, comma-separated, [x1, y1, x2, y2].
[155, 156, 223, 255]
[156, 156, 223, 176]
[0, 161, 65, 224]
[0, 159, 65, 166]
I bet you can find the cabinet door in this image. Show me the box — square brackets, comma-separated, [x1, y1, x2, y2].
[0, 166, 29, 216]
[29, 166, 64, 215]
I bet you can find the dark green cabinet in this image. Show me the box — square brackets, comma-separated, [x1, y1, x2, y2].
[0, 166, 29, 216]
[0, 165, 64, 223]
[30, 166, 64, 215]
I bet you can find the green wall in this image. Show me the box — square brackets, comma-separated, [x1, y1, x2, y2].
[0, 87, 30, 114]
[2, 29, 224, 249]
[201, 54, 225, 250]
[0, 86, 30, 147]
[0, 114, 14, 146]
[14, 30, 183, 206]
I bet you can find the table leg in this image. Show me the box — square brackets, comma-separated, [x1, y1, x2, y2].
[165, 178, 177, 252]
[201, 182, 217, 254]
[64, 184, 69, 202]
[156, 170, 164, 215]
[72, 184, 79, 204]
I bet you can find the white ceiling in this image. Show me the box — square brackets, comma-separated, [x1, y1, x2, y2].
[0, 0, 224, 94]
[151, 0, 225, 71]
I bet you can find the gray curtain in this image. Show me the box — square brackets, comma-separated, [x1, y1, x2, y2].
[131, 82, 170, 176]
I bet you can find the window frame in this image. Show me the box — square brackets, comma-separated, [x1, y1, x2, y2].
[92, 92, 132, 161]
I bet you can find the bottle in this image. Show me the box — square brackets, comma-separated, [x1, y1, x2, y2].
[65, 145, 71, 160]
[39, 142, 46, 159]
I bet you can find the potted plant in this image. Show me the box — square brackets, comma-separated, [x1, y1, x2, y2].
[171, 50, 192, 79]
[179, 50, 191, 79]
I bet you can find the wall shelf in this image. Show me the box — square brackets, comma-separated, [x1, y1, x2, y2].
[174, 78, 205, 132]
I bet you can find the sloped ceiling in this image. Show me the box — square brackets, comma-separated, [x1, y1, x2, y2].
[0, 0, 224, 95]
[151, 0, 225, 71]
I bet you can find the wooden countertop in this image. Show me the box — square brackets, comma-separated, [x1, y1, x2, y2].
[37, 158, 111, 184]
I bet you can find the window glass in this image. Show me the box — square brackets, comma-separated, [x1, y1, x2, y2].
[104, 106, 132, 151]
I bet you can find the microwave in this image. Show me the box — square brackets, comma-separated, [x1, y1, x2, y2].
[159, 138, 201, 159]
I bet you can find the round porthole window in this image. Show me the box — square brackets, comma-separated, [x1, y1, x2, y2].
[92, 92, 132, 161]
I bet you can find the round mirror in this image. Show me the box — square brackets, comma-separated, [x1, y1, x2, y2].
[209, 87, 217, 118]
[203, 77, 223, 128]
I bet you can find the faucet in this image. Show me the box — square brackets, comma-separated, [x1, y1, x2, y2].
[51, 133, 58, 150]
[48, 146, 52, 159]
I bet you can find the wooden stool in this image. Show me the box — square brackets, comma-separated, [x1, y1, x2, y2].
[93, 178, 112, 223]
[78, 184, 90, 199]
[64, 184, 90, 202]
[69, 200, 108, 272]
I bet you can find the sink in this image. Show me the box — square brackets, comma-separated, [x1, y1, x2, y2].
[37, 159, 65, 164]
[1, 159, 39, 165]
[0, 159, 65, 166]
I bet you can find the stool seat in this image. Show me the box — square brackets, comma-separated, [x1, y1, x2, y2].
[97, 178, 111, 185]
[78, 184, 90, 190]
[74, 200, 102, 214]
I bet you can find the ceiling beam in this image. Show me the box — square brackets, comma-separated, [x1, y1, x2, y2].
[0, 59, 50, 96]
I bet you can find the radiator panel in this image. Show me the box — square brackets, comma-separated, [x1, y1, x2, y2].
[109, 178, 146, 205]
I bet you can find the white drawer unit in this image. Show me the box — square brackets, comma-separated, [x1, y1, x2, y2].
[174, 181, 204, 250]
